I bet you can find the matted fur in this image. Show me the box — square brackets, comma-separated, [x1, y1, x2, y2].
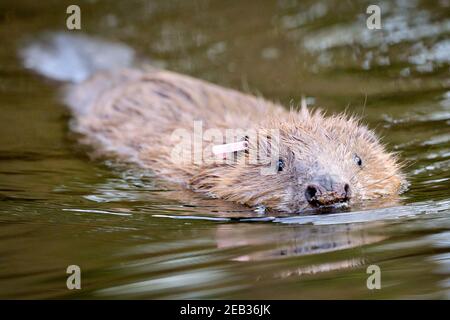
[65, 68, 405, 213]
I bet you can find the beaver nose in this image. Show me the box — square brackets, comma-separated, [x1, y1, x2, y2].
[305, 175, 350, 206]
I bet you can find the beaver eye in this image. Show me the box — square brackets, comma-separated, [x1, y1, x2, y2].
[277, 159, 285, 172]
[354, 154, 362, 167]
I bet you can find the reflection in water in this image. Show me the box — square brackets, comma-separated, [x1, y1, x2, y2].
[290, 0, 450, 75]
[215, 223, 386, 279]
[96, 268, 245, 299]
[95, 221, 387, 298]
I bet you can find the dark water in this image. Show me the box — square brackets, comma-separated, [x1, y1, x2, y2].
[0, 0, 449, 299]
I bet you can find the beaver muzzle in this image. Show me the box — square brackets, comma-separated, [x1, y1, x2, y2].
[305, 174, 351, 207]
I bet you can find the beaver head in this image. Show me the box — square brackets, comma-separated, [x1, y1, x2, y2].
[190, 108, 405, 213]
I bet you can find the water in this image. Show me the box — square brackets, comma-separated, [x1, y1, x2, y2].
[0, 0, 449, 299]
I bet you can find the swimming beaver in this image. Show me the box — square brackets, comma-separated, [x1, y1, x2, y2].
[21, 33, 405, 213]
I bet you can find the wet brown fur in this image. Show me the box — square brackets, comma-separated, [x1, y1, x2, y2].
[65, 68, 405, 213]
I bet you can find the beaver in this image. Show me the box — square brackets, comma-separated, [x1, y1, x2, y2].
[21, 33, 405, 213]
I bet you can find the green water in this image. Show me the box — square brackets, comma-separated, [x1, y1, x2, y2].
[0, 0, 449, 299]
